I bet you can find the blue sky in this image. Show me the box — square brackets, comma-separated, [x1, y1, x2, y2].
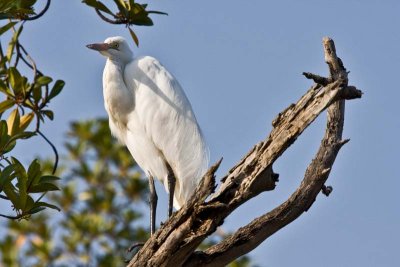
[2, 0, 400, 266]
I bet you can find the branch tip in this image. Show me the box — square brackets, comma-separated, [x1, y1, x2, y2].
[210, 158, 223, 174]
[337, 139, 350, 148]
[302, 72, 330, 86]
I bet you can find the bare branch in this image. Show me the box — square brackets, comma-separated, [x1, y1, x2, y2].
[183, 37, 353, 267]
[303, 72, 331, 86]
[126, 37, 362, 267]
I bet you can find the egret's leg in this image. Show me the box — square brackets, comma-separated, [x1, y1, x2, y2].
[148, 175, 158, 235]
[167, 172, 176, 217]
[126, 177, 157, 256]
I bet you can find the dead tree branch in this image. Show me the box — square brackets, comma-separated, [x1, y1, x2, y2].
[126, 37, 362, 267]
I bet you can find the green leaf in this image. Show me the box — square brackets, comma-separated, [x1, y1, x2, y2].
[27, 159, 41, 189]
[147, 10, 168, 16]
[0, 21, 17, 36]
[2, 182, 20, 209]
[38, 175, 60, 183]
[32, 84, 42, 102]
[115, 0, 129, 14]
[131, 2, 145, 14]
[11, 157, 28, 208]
[0, 80, 13, 96]
[28, 182, 60, 193]
[130, 15, 153, 26]
[36, 76, 53, 85]
[0, 164, 15, 192]
[33, 201, 61, 212]
[0, 120, 8, 137]
[128, 27, 139, 47]
[11, 157, 27, 178]
[82, 0, 114, 16]
[48, 80, 65, 100]
[24, 195, 35, 211]
[27, 206, 45, 215]
[17, 0, 37, 10]
[3, 139, 16, 153]
[8, 131, 35, 143]
[6, 24, 23, 62]
[8, 67, 23, 95]
[19, 112, 34, 131]
[42, 110, 54, 120]
[6, 108, 20, 135]
[0, 99, 14, 113]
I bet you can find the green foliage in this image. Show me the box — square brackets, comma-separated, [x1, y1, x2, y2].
[1, 118, 149, 266]
[0, 0, 37, 20]
[0, 1, 64, 219]
[0, 157, 60, 219]
[81, 0, 167, 46]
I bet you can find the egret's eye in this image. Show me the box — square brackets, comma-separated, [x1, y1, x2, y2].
[111, 42, 119, 49]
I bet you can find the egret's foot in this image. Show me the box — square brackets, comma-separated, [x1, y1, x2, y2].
[127, 242, 145, 253]
[124, 242, 145, 263]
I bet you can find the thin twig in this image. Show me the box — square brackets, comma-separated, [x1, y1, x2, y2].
[0, 194, 9, 200]
[95, 8, 122, 24]
[16, 42, 50, 104]
[37, 130, 58, 174]
[23, 0, 51, 21]
[36, 191, 47, 202]
[0, 40, 4, 60]
[0, 213, 20, 220]
[18, 105, 25, 115]
[17, 42, 41, 77]
[3, 157, 12, 165]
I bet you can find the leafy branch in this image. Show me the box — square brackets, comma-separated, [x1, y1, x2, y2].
[0, 0, 63, 219]
[82, 0, 167, 46]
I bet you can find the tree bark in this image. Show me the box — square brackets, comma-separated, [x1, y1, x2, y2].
[126, 37, 362, 267]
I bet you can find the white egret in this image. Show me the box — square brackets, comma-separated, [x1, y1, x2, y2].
[87, 36, 209, 234]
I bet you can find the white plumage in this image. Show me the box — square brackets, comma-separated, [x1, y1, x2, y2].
[87, 36, 209, 212]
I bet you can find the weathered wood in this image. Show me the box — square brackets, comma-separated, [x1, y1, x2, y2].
[126, 37, 362, 267]
[184, 37, 352, 267]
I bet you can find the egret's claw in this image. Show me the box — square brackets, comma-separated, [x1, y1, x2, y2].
[127, 242, 145, 253]
[124, 242, 145, 263]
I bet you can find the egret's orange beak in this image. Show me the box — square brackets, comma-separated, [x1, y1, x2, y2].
[86, 43, 109, 51]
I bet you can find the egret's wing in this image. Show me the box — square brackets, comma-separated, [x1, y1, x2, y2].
[124, 56, 209, 207]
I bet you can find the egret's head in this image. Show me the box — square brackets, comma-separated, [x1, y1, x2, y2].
[86, 36, 133, 63]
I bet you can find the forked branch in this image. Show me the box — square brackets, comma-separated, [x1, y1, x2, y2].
[126, 37, 362, 267]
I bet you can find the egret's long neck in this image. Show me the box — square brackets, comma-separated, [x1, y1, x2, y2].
[103, 59, 134, 125]
[104, 58, 127, 91]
